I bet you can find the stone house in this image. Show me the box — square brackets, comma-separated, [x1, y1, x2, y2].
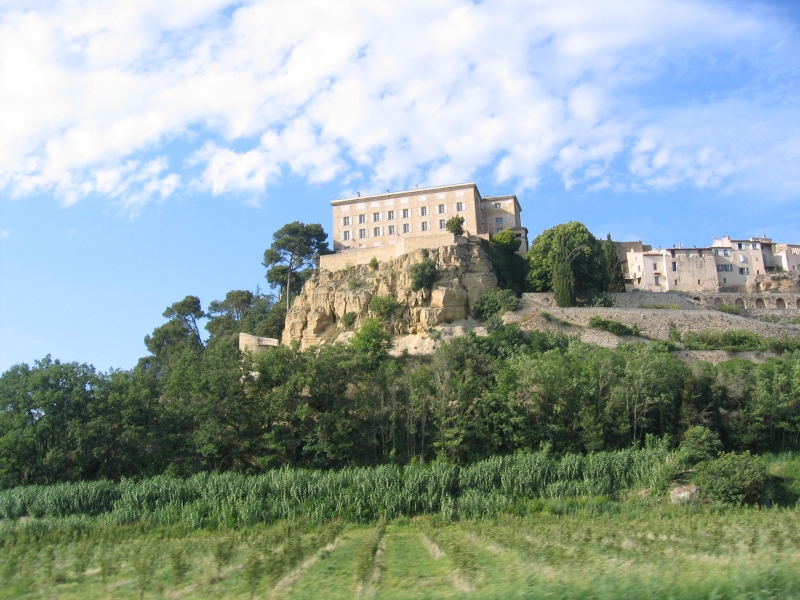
[625, 235, 800, 293]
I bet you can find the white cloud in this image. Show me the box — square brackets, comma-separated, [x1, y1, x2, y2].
[0, 230, 9, 240]
[0, 0, 798, 210]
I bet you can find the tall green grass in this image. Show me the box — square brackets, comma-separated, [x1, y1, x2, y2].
[0, 445, 669, 527]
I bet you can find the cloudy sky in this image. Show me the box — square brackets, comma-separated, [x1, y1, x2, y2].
[2, 0, 799, 371]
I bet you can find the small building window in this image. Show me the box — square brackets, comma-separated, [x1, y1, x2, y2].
[358, 214, 366, 224]
[655, 276, 660, 285]
[420, 206, 428, 216]
[672, 262, 677, 271]
[456, 202, 464, 212]
[740, 255, 746, 263]
[373, 227, 381, 237]
[373, 213, 381, 222]
[438, 219, 446, 229]
[358, 229, 367, 239]
[421, 221, 429, 232]
[438, 204, 446, 214]
[723, 277, 727, 283]
[402, 223, 411, 234]
[342, 216, 350, 226]
[493, 202, 501, 208]
[739, 267, 750, 275]
[387, 210, 395, 220]
[387, 225, 395, 235]
[343, 231, 350, 240]
[494, 217, 503, 224]
[402, 209, 410, 219]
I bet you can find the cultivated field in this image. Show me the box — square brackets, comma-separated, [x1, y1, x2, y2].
[2, 503, 800, 599]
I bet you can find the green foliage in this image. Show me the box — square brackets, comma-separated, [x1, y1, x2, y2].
[473, 289, 519, 320]
[678, 426, 721, 466]
[491, 228, 521, 253]
[369, 256, 379, 270]
[445, 215, 465, 235]
[588, 316, 641, 337]
[350, 318, 392, 359]
[681, 329, 760, 351]
[587, 293, 614, 307]
[409, 258, 437, 291]
[348, 276, 364, 290]
[552, 233, 577, 307]
[527, 222, 607, 299]
[205, 290, 285, 340]
[479, 238, 529, 295]
[368, 295, 400, 318]
[695, 452, 768, 504]
[603, 234, 626, 293]
[341, 311, 357, 328]
[263, 221, 330, 311]
[717, 303, 742, 315]
[170, 546, 189, 583]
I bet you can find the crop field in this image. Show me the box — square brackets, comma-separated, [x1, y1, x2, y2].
[2, 502, 800, 600]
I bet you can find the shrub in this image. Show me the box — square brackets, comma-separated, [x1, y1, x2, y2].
[348, 277, 363, 290]
[445, 215, 465, 236]
[473, 289, 519, 320]
[409, 259, 437, 291]
[369, 295, 400, 318]
[678, 426, 721, 466]
[587, 293, 614, 307]
[350, 318, 392, 358]
[491, 229, 521, 253]
[695, 452, 768, 504]
[716, 303, 742, 315]
[341, 312, 357, 328]
[369, 257, 379, 270]
[588, 316, 640, 337]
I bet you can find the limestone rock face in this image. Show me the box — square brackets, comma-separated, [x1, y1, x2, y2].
[283, 242, 498, 349]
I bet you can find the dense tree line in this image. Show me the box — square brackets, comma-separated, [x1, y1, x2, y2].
[3, 307, 800, 488]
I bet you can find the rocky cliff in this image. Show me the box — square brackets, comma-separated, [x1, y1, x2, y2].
[283, 242, 497, 349]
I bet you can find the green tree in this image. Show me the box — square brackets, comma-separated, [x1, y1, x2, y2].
[603, 234, 626, 292]
[445, 215, 465, 235]
[527, 222, 606, 300]
[205, 289, 284, 340]
[144, 296, 205, 367]
[552, 234, 577, 307]
[350, 318, 392, 362]
[262, 222, 330, 312]
[409, 258, 437, 291]
[491, 228, 521, 253]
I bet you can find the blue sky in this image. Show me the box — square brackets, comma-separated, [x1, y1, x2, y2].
[1, 0, 800, 372]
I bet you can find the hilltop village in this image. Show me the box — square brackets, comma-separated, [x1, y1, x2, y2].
[254, 182, 800, 359]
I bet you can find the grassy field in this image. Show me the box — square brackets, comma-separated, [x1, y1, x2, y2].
[2, 502, 800, 599]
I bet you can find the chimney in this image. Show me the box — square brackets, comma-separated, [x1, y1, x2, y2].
[356, 191, 360, 197]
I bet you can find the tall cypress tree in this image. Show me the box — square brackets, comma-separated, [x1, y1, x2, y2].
[552, 234, 577, 307]
[603, 234, 626, 293]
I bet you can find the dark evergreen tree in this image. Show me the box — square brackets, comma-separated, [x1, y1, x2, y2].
[604, 234, 626, 292]
[552, 234, 577, 307]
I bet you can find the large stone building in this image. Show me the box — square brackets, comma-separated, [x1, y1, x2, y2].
[321, 182, 527, 269]
[625, 235, 800, 293]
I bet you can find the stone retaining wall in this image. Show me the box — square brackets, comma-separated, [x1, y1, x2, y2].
[521, 291, 800, 311]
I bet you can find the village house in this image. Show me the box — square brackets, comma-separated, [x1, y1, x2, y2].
[625, 235, 800, 293]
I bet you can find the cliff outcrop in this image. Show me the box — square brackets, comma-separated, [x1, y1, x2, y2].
[283, 242, 497, 349]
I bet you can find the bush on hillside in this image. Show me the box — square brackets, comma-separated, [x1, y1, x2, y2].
[409, 259, 437, 291]
[695, 452, 768, 504]
[341, 312, 357, 328]
[445, 215, 465, 236]
[473, 289, 519, 321]
[588, 316, 640, 337]
[369, 295, 400, 318]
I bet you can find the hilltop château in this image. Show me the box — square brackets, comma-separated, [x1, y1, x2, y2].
[320, 182, 528, 270]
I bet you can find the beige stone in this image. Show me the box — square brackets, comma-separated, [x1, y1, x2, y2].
[283, 241, 498, 350]
[238, 333, 279, 354]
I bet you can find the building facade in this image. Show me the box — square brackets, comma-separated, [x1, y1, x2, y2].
[326, 183, 528, 267]
[625, 235, 800, 293]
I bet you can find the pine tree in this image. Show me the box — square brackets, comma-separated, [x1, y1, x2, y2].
[552, 234, 576, 307]
[604, 234, 626, 292]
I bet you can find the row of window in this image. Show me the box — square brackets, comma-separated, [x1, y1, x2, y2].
[342, 203, 466, 227]
[342, 219, 457, 240]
